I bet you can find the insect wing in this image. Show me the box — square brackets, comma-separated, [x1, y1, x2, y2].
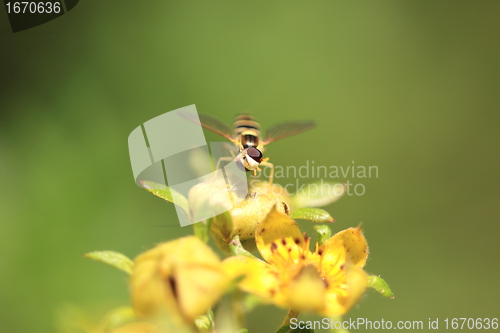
[263, 121, 316, 145]
[198, 113, 238, 143]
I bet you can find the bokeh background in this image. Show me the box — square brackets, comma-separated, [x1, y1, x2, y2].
[1, 1, 499, 332]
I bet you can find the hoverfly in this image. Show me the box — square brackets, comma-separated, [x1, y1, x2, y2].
[196, 113, 316, 184]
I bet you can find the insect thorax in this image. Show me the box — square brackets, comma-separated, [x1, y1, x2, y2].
[240, 133, 259, 149]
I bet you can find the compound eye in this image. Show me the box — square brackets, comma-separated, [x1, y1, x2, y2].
[247, 147, 263, 163]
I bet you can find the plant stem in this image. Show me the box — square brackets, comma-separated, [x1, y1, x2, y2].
[280, 309, 299, 328]
[233, 289, 246, 329]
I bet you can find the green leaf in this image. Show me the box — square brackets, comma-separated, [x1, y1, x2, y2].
[140, 180, 190, 217]
[276, 325, 292, 333]
[292, 182, 346, 208]
[84, 251, 133, 275]
[193, 219, 211, 243]
[195, 309, 214, 331]
[314, 225, 332, 245]
[290, 208, 334, 223]
[210, 208, 233, 239]
[229, 235, 258, 259]
[368, 275, 394, 298]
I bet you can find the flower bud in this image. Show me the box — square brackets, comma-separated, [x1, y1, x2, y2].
[187, 181, 235, 219]
[249, 181, 293, 208]
[187, 180, 292, 252]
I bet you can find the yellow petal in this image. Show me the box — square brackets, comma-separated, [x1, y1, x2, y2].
[255, 205, 306, 268]
[282, 265, 327, 313]
[131, 249, 180, 318]
[131, 236, 230, 321]
[175, 263, 229, 321]
[222, 256, 280, 300]
[323, 266, 368, 316]
[342, 266, 369, 311]
[321, 226, 368, 270]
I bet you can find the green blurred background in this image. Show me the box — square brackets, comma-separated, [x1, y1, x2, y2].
[1, 1, 499, 332]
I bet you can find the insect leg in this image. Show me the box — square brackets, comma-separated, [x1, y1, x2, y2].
[210, 156, 236, 182]
[260, 159, 274, 185]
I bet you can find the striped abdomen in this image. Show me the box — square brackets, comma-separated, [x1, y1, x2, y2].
[233, 114, 261, 148]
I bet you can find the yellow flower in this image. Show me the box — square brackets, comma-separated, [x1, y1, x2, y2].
[130, 236, 231, 324]
[223, 206, 369, 316]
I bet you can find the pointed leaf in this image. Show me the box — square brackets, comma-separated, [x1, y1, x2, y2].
[292, 182, 346, 208]
[290, 208, 334, 223]
[368, 275, 394, 298]
[229, 235, 258, 259]
[194, 317, 211, 331]
[140, 180, 190, 217]
[313, 225, 332, 246]
[84, 251, 133, 275]
[195, 310, 214, 331]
